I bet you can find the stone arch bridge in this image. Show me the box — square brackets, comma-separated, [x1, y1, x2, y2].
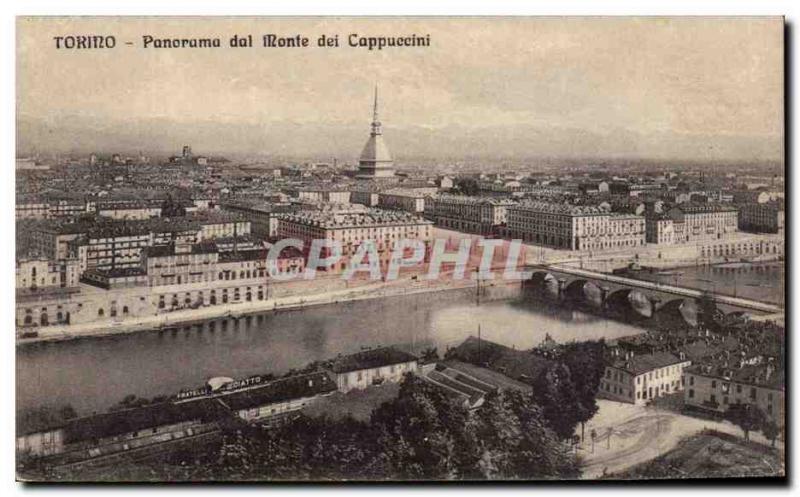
[523, 264, 782, 327]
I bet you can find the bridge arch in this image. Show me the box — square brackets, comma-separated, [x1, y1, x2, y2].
[564, 279, 603, 309]
[605, 289, 653, 319]
[525, 271, 559, 298]
[654, 298, 698, 328]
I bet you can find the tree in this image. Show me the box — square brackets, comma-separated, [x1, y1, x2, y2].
[560, 340, 605, 440]
[531, 363, 582, 440]
[474, 390, 579, 479]
[762, 420, 780, 448]
[726, 403, 767, 441]
[370, 373, 467, 479]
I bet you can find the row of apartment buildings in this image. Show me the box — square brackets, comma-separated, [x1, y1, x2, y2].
[16, 195, 214, 221]
[16, 205, 434, 329]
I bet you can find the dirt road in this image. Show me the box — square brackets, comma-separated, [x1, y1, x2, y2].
[578, 400, 779, 479]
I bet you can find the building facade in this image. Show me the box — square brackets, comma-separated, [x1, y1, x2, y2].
[506, 202, 645, 251]
[331, 347, 419, 393]
[377, 189, 426, 214]
[600, 352, 691, 405]
[277, 207, 433, 273]
[668, 204, 738, 243]
[645, 215, 676, 245]
[425, 195, 515, 235]
[16, 256, 80, 290]
[738, 201, 785, 234]
[683, 362, 784, 427]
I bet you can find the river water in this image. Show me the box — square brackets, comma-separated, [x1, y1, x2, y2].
[17, 287, 644, 415]
[629, 261, 784, 305]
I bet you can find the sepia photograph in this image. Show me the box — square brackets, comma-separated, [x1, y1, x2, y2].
[13, 16, 786, 482]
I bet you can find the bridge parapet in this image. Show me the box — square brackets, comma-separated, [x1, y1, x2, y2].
[524, 264, 782, 315]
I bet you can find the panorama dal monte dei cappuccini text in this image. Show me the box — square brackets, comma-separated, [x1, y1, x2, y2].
[53, 33, 433, 51]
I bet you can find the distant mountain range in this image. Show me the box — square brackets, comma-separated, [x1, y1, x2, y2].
[17, 114, 782, 165]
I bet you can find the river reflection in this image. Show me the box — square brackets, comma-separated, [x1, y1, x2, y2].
[17, 288, 644, 415]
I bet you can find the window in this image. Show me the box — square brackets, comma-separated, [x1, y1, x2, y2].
[689, 389, 695, 398]
[711, 380, 716, 389]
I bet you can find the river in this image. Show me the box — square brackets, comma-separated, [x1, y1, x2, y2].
[17, 287, 644, 416]
[628, 261, 784, 305]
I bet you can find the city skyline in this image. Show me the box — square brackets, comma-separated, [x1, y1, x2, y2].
[17, 17, 783, 163]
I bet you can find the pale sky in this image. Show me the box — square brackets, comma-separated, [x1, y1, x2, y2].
[17, 17, 784, 162]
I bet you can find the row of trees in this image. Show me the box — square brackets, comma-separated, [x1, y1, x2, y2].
[135, 374, 580, 481]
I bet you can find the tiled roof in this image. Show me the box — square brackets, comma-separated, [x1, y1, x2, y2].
[60, 398, 221, 443]
[331, 347, 418, 374]
[221, 372, 336, 411]
[280, 208, 431, 229]
[610, 352, 685, 375]
[431, 194, 516, 206]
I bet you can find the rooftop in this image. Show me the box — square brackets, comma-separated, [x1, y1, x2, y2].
[431, 194, 517, 206]
[511, 201, 612, 216]
[685, 362, 784, 390]
[609, 351, 686, 376]
[331, 347, 418, 374]
[220, 371, 337, 411]
[280, 208, 431, 229]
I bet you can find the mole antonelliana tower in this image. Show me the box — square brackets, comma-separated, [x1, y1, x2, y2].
[356, 85, 396, 180]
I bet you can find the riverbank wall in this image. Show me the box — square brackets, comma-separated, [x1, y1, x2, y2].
[18, 277, 523, 346]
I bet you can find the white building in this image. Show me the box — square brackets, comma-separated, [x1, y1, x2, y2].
[331, 347, 419, 393]
[600, 352, 691, 405]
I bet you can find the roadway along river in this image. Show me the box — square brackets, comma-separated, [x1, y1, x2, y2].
[17, 287, 644, 416]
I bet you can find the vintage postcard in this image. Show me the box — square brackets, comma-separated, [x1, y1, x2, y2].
[15, 16, 785, 482]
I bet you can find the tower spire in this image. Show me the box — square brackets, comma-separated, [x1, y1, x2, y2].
[371, 83, 382, 136]
[357, 83, 394, 179]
